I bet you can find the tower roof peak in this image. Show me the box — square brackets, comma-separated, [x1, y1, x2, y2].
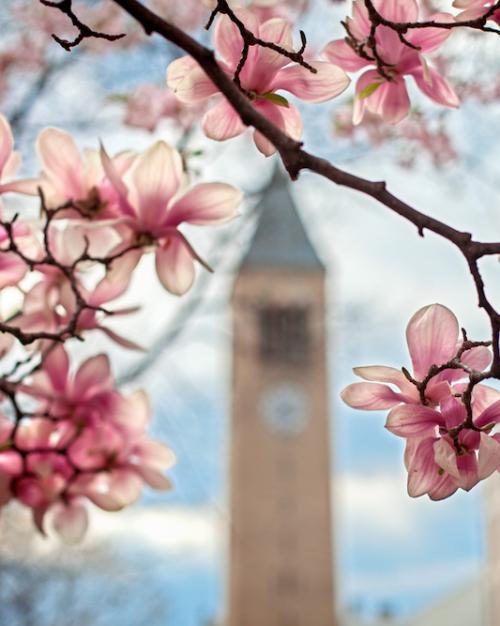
[240, 164, 324, 271]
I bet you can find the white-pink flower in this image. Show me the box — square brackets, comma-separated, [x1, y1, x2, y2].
[342, 303, 491, 410]
[323, 0, 459, 124]
[36, 126, 135, 215]
[8, 346, 175, 541]
[101, 140, 242, 295]
[167, 11, 349, 155]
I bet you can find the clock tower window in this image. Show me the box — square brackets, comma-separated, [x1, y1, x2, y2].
[259, 306, 309, 365]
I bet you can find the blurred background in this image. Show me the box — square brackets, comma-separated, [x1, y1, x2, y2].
[1, 0, 500, 624]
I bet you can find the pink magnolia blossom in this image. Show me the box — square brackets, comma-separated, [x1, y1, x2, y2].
[13, 245, 140, 348]
[342, 303, 491, 411]
[167, 11, 349, 155]
[26, 345, 118, 421]
[101, 140, 242, 295]
[387, 395, 500, 499]
[4, 346, 175, 541]
[323, 0, 459, 124]
[14, 452, 73, 509]
[68, 391, 175, 510]
[36, 126, 135, 216]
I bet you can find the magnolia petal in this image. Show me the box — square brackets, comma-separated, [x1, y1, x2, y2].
[213, 12, 246, 67]
[407, 438, 441, 497]
[244, 18, 294, 88]
[455, 6, 491, 21]
[406, 304, 459, 380]
[0, 252, 27, 288]
[475, 399, 500, 429]
[36, 127, 84, 201]
[73, 354, 112, 398]
[433, 438, 460, 480]
[461, 345, 492, 372]
[411, 66, 460, 109]
[322, 39, 369, 72]
[137, 440, 176, 471]
[271, 61, 350, 103]
[155, 237, 196, 296]
[428, 474, 458, 501]
[99, 325, 146, 351]
[44, 345, 70, 393]
[138, 467, 173, 490]
[377, 0, 419, 22]
[341, 382, 405, 410]
[51, 500, 89, 543]
[472, 384, 500, 415]
[106, 469, 143, 508]
[253, 100, 302, 156]
[0, 451, 23, 477]
[167, 182, 242, 227]
[15, 418, 64, 451]
[0, 114, 14, 176]
[202, 99, 246, 141]
[406, 13, 454, 53]
[456, 453, 479, 491]
[458, 427, 480, 451]
[113, 389, 151, 433]
[90, 249, 142, 306]
[478, 433, 500, 480]
[425, 380, 453, 405]
[352, 365, 416, 397]
[167, 56, 218, 103]
[99, 143, 135, 217]
[2, 151, 21, 183]
[374, 79, 411, 125]
[348, 0, 371, 40]
[440, 395, 467, 430]
[77, 470, 143, 511]
[352, 70, 380, 125]
[130, 141, 183, 230]
[385, 404, 442, 437]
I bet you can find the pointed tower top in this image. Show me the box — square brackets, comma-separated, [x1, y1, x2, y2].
[240, 164, 324, 271]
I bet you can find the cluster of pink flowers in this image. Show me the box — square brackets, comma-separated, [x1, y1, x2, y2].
[324, 0, 459, 124]
[342, 304, 500, 500]
[0, 114, 241, 352]
[167, 9, 350, 155]
[0, 346, 175, 542]
[0, 111, 243, 538]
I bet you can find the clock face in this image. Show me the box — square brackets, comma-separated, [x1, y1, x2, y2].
[260, 384, 308, 437]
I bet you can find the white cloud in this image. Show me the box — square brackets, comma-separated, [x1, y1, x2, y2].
[335, 471, 416, 538]
[87, 505, 224, 560]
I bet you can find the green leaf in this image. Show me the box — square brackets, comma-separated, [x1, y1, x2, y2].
[357, 82, 382, 100]
[260, 92, 290, 108]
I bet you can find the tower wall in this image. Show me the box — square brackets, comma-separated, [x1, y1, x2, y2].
[228, 268, 335, 626]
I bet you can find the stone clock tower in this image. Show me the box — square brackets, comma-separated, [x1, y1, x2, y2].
[228, 167, 335, 626]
